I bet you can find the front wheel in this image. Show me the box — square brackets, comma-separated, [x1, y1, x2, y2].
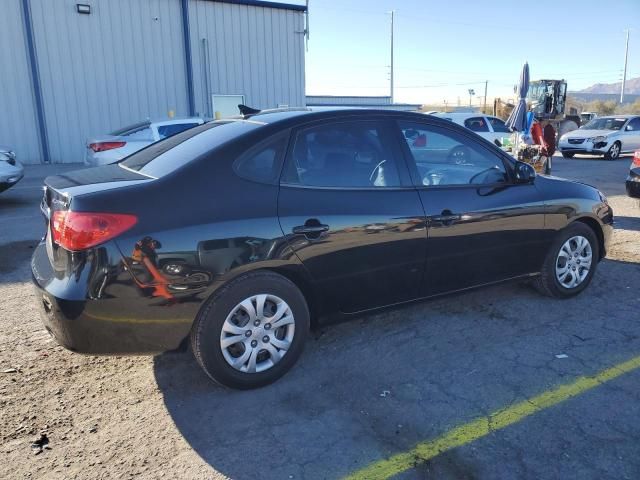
[561, 152, 575, 159]
[191, 271, 309, 389]
[534, 222, 599, 298]
[604, 141, 621, 160]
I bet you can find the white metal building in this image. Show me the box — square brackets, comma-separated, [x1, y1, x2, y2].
[0, 0, 307, 164]
[306, 95, 422, 112]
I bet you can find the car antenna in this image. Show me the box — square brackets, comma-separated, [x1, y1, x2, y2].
[238, 104, 261, 118]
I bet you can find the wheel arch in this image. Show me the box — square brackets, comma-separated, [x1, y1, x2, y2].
[193, 263, 322, 331]
[571, 216, 605, 260]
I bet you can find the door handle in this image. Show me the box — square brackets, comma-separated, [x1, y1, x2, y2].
[292, 219, 330, 238]
[430, 211, 461, 226]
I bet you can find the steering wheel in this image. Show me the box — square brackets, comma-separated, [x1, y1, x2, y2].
[369, 159, 387, 183]
[469, 166, 501, 184]
[447, 145, 471, 164]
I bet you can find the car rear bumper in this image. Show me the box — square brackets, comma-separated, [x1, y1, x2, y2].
[31, 240, 195, 354]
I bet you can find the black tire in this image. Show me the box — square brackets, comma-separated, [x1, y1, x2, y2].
[544, 156, 552, 175]
[191, 271, 309, 389]
[534, 222, 599, 299]
[604, 141, 621, 160]
[561, 152, 575, 159]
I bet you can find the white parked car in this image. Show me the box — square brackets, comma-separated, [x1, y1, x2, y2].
[558, 115, 640, 160]
[85, 117, 205, 167]
[431, 112, 512, 146]
[0, 146, 24, 193]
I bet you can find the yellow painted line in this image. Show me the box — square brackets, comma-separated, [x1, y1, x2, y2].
[345, 355, 640, 480]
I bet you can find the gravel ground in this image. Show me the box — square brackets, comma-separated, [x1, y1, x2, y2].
[1, 155, 639, 480]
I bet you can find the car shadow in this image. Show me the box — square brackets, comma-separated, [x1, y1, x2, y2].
[0, 240, 39, 275]
[614, 216, 640, 233]
[152, 257, 640, 479]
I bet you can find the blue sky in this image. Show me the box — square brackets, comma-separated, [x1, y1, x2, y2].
[298, 0, 640, 105]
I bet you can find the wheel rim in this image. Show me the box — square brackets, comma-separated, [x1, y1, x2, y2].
[220, 294, 295, 374]
[555, 236, 593, 289]
[610, 143, 620, 158]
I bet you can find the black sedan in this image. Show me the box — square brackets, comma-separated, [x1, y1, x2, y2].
[32, 108, 614, 389]
[626, 150, 640, 198]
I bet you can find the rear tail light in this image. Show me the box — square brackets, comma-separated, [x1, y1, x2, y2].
[51, 211, 137, 251]
[89, 141, 126, 153]
[633, 150, 640, 167]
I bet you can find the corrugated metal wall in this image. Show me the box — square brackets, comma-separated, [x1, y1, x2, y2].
[188, 0, 305, 116]
[29, 0, 189, 164]
[2, 0, 305, 164]
[0, 0, 42, 163]
[306, 96, 393, 106]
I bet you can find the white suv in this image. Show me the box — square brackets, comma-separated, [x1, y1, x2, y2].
[431, 112, 512, 146]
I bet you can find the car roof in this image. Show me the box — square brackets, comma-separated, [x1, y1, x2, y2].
[595, 115, 638, 119]
[433, 112, 491, 118]
[232, 107, 455, 128]
[151, 117, 204, 126]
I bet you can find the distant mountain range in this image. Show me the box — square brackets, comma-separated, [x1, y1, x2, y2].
[578, 77, 640, 94]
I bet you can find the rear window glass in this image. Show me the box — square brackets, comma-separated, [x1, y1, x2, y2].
[157, 122, 200, 139]
[110, 122, 150, 136]
[120, 121, 262, 177]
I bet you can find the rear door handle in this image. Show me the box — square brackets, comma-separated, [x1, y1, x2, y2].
[430, 211, 461, 226]
[292, 220, 330, 238]
[432, 214, 461, 222]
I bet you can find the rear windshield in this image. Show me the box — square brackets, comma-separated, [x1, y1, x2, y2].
[120, 120, 262, 177]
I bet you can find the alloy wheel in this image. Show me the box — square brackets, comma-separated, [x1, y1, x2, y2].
[609, 143, 620, 159]
[555, 235, 593, 288]
[220, 294, 295, 373]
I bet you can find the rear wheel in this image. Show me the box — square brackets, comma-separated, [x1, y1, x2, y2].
[534, 222, 599, 298]
[561, 152, 575, 159]
[604, 141, 621, 160]
[191, 271, 309, 389]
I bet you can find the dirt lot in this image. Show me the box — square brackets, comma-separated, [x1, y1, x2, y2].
[1, 155, 639, 479]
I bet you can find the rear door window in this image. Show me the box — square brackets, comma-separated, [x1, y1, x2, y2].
[282, 120, 403, 188]
[464, 117, 490, 132]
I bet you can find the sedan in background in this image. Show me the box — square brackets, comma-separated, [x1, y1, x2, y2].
[33, 108, 613, 389]
[0, 146, 24, 193]
[84, 117, 205, 167]
[558, 115, 640, 160]
[626, 150, 640, 198]
[432, 112, 513, 146]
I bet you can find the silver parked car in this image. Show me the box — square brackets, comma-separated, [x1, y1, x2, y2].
[85, 117, 205, 166]
[0, 146, 24, 193]
[558, 115, 640, 160]
[432, 112, 512, 146]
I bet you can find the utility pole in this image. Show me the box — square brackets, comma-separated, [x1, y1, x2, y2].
[621, 29, 629, 104]
[389, 10, 395, 104]
[483, 80, 488, 113]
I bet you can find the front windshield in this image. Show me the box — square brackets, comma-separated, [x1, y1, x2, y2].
[582, 118, 627, 131]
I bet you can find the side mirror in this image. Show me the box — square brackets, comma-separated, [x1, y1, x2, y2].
[514, 161, 536, 183]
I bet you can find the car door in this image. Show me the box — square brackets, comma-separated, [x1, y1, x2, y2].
[622, 117, 640, 151]
[394, 119, 548, 296]
[278, 118, 427, 313]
